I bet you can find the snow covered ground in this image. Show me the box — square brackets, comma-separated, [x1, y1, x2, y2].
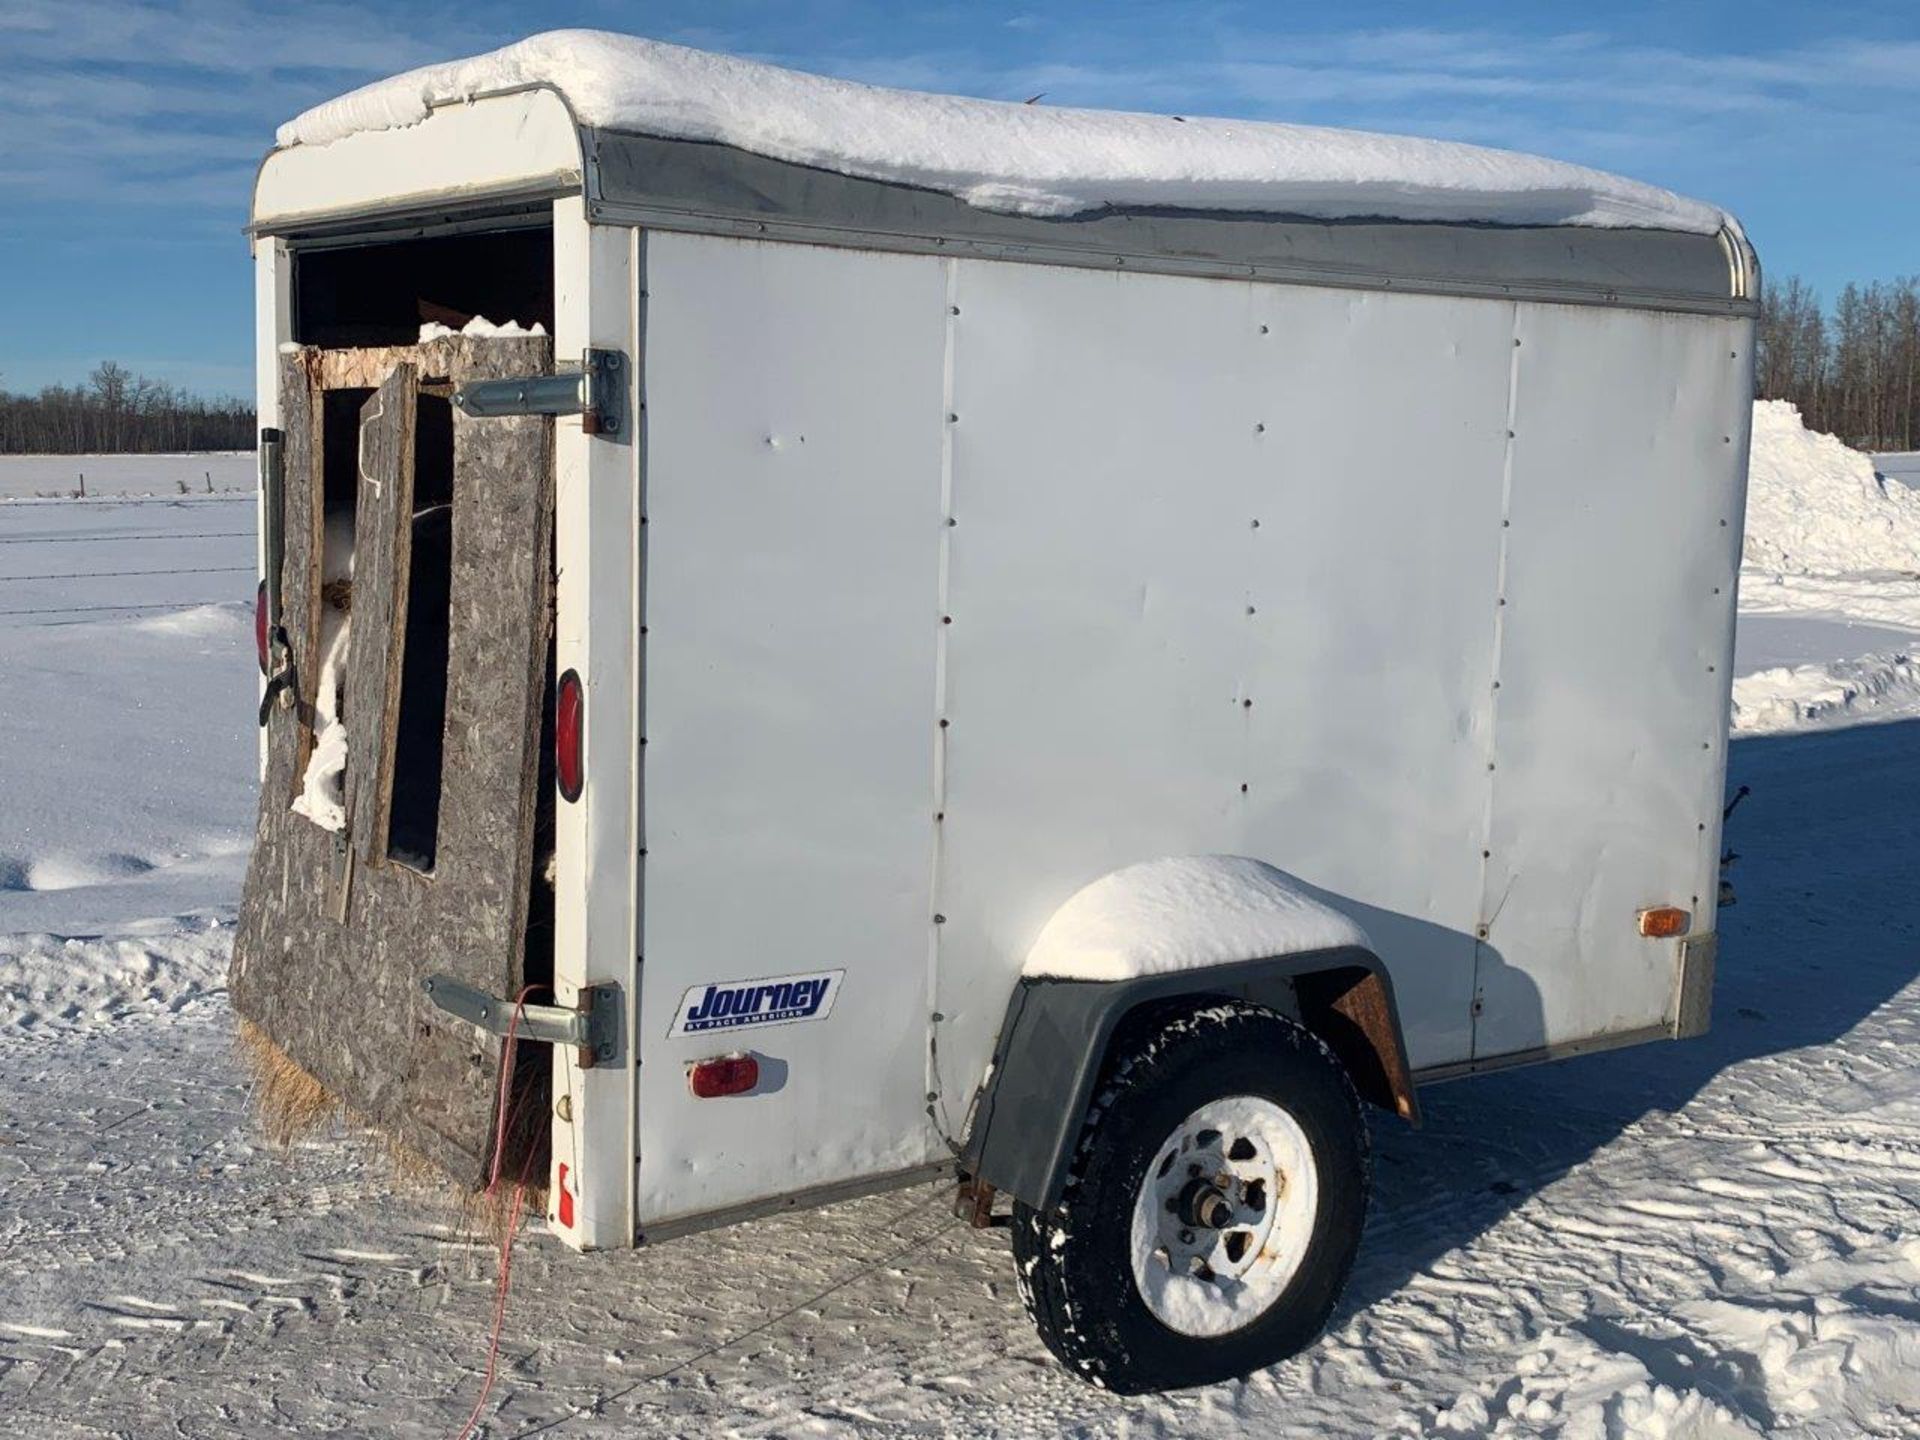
[0, 452, 254, 500]
[0, 496, 258, 936]
[1, 421, 1917, 1436]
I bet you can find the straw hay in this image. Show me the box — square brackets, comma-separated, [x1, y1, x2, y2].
[234, 1018, 546, 1245]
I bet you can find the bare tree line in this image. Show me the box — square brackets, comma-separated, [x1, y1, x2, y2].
[3, 292, 1914, 457]
[1758, 276, 1920, 453]
[0, 362, 255, 455]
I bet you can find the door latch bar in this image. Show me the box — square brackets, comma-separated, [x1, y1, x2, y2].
[450, 348, 626, 441]
[422, 974, 621, 1068]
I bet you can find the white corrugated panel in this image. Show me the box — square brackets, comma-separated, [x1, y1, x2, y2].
[934, 260, 1517, 1080]
[636, 233, 950, 1224]
[1473, 302, 1747, 1057]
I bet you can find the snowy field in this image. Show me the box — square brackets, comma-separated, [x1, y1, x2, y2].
[0, 452, 254, 500]
[2, 412, 1918, 1436]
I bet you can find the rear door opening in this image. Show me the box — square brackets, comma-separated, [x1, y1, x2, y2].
[235, 273, 559, 1187]
[387, 390, 455, 873]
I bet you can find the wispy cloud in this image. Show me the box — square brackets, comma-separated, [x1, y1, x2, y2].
[0, 0, 497, 212]
[0, 0, 450, 74]
[7, 4, 1913, 220]
[794, 20, 1919, 213]
[3, 0, 1914, 399]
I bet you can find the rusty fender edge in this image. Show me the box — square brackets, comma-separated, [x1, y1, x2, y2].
[960, 946, 1419, 1213]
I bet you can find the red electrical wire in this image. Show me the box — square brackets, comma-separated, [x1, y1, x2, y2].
[454, 985, 548, 1440]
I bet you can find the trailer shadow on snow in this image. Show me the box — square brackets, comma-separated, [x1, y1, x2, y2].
[1341, 716, 1920, 1322]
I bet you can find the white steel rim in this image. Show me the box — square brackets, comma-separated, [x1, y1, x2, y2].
[1128, 1094, 1319, 1338]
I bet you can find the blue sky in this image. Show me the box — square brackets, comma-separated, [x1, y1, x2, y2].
[2, 0, 1916, 400]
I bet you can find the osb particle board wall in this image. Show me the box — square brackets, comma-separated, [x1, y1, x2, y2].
[232, 335, 554, 1187]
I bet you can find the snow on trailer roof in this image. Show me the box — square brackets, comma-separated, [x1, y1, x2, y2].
[280, 29, 1726, 236]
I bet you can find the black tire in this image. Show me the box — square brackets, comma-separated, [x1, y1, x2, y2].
[1011, 999, 1369, 1394]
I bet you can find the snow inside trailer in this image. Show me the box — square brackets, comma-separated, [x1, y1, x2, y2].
[242, 30, 1756, 1392]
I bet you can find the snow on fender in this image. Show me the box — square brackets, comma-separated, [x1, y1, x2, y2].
[1021, 855, 1372, 983]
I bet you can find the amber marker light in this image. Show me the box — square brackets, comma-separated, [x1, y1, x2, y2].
[1637, 905, 1691, 938]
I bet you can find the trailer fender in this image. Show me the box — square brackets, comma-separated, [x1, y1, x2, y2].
[961, 858, 1419, 1211]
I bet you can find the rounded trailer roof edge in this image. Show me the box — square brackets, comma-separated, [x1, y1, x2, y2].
[251, 86, 1757, 317]
[278, 30, 1729, 235]
[583, 127, 1757, 316]
[250, 84, 588, 239]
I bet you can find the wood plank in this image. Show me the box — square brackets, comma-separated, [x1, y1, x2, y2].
[345, 364, 417, 867]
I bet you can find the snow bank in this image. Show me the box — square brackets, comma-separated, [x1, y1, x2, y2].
[1023, 855, 1369, 981]
[279, 30, 1726, 233]
[1744, 400, 1920, 577]
[129, 600, 254, 638]
[1427, 1331, 1762, 1437]
[291, 514, 354, 832]
[292, 608, 350, 831]
[1424, 1236, 1920, 1438]
[1731, 650, 1920, 733]
[0, 928, 229, 1035]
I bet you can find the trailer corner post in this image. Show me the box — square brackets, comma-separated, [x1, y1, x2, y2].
[549, 196, 641, 1250]
[252, 235, 291, 781]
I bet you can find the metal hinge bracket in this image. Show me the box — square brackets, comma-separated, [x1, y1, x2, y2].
[422, 975, 622, 1068]
[450, 348, 627, 441]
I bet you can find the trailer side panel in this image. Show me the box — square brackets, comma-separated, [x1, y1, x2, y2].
[1471, 302, 1750, 1057]
[934, 261, 1519, 1082]
[636, 233, 950, 1226]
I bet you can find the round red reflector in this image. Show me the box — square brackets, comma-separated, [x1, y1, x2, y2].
[255, 580, 270, 676]
[689, 1054, 759, 1099]
[556, 669, 584, 802]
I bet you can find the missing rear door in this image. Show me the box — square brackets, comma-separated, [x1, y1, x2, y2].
[234, 331, 556, 1188]
[388, 390, 455, 873]
[290, 387, 371, 822]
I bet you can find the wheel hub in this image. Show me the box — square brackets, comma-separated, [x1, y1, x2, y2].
[1128, 1095, 1320, 1338]
[1177, 1178, 1235, 1231]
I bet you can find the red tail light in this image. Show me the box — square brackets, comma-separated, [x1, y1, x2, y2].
[556, 668, 584, 802]
[255, 580, 270, 675]
[689, 1053, 759, 1098]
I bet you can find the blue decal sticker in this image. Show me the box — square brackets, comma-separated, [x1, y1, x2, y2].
[671, 969, 844, 1037]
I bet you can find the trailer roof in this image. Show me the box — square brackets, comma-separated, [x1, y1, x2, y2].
[279, 29, 1727, 237]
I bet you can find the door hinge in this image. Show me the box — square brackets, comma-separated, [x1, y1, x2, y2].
[450, 348, 627, 441]
[422, 975, 622, 1068]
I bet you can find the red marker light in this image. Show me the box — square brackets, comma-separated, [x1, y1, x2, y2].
[255, 580, 270, 675]
[689, 1053, 759, 1099]
[556, 1162, 575, 1228]
[556, 669, 584, 802]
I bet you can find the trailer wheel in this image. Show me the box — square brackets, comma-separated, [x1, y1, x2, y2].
[1010, 1000, 1368, 1393]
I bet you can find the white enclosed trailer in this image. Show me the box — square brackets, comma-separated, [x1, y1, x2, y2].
[240, 31, 1756, 1392]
